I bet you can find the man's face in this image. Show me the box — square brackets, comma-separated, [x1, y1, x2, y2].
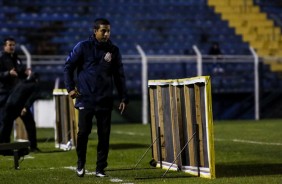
[4, 40, 16, 54]
[94, 24, 110, 42]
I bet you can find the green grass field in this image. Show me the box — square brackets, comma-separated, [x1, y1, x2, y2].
[0, 119, 281, 184]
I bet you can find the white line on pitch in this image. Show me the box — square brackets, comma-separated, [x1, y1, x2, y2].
[92, 129, 146, 136]
[112, 130, 281, 147]
[215, 138, 282, 146]
[7, 155, 34, 161]
[232, 139, 282, 146]
[63, 166, 134, 184]
[111, 130, 147, 136]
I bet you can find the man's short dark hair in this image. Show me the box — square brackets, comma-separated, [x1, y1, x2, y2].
[93, 18, 110, 30]
[3, 37, 15, 46]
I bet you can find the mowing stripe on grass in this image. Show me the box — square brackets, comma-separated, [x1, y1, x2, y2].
[215, 138, 282, 146]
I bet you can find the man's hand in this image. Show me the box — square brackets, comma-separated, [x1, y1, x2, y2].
[69, 89, 80, 99]
[118, 102, 127, 115]
[21, 108, 27, 116]
[25, 68, 32, 77]
[9, 68, 18, 77]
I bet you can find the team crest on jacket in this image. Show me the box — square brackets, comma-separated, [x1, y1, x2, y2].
[104, 52, 112, 62]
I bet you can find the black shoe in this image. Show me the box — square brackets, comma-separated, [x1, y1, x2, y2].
[76, 167, 85, 177]
[95, 170, 107, 177]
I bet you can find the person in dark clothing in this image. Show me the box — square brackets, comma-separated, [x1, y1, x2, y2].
[208, 42, 222, 56]
[0, 38, 28, 105]
[64, 18, 128, 178]
[0, 37, 29, 143]
[0, 37, 40, 152]
[208, 42, 224, 73]
[1, 73, 41, 152]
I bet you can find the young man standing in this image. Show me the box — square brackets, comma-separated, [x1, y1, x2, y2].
[64, 18, 128, 177]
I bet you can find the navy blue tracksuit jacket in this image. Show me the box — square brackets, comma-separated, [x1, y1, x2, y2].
[64, 37, 128, 110]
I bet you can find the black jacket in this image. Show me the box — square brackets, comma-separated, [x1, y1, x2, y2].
[0, 51, 27, 105]
[64, 36, 128, 110]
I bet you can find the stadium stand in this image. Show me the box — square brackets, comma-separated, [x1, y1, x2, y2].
[208, 0, 282, 57]
[0, 0, 251, 55]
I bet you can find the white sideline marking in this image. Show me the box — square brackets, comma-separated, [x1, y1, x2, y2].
[111, 130, 281, 146]
[110, 178, 123, 182]
[7, 155, 34, 161]
[215, 138, 282, 146]
[112, 130, 146, 136]
[63, 166, 133, 183]
[63, 166, 77, 171]
[24, 155, 35, 159]
[92, 129, 146, 136]
[63, 166, 93, 175]
[233, 139, 282, 146]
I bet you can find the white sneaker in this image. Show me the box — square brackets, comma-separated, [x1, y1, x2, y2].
[76, 168, 85, 177]
[95, 171, 107, 177]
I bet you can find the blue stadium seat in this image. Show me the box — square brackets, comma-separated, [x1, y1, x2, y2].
[0, 0, 256, 55]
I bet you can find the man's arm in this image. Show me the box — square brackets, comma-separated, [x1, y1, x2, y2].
[14, 54, 29, 79]
[0, 58, 18, 79]
[64, 42, 82, 93]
